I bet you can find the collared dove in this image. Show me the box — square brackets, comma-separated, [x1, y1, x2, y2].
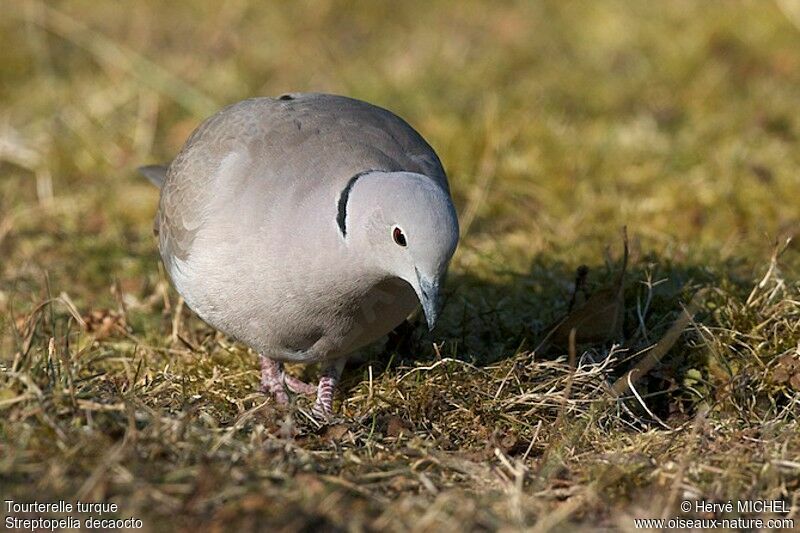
[140, 93, 459, 417]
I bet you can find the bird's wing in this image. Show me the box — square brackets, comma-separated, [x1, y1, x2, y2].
[276, 93, 448, 191]
[158, 94, 448, 265]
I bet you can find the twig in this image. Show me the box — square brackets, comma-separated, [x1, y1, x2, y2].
[746, 236, 792, 307]
[611, 291, 704, 397]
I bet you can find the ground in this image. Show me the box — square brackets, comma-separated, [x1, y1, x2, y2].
[1, 1, 799, 531]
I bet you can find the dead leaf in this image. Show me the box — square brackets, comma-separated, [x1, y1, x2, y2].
[773, 354, 800, 387]
[386, 416, 412, 438]
[546, 227, 628, 347]
[324, 423, 350, 441]
[773, 366, 790, 384]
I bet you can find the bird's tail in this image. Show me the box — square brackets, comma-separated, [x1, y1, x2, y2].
[138, 164, 168, 188]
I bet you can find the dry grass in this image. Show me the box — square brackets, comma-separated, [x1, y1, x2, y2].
[1, 0, 799, 530]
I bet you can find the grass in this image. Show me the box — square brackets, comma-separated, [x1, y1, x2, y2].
[1, 0, 799, 530]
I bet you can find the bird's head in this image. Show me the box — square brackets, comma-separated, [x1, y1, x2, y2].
[338, 171, 459, 330]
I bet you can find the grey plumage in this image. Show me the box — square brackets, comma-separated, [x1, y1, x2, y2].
[140, 93, 459, 416]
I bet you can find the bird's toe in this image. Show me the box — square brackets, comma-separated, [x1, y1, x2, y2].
[284, 374, 317, 395]
[260, 382, 290, 405]
[311, 398, 333, 420]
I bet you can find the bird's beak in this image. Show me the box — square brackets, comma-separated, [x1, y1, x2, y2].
[413, 270, 441, 331]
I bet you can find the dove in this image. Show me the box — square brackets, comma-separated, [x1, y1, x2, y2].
[140, 93, 459, 417]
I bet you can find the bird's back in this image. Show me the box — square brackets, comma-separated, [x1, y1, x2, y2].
[158, 93, 447, 269]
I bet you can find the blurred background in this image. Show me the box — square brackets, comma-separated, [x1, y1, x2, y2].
[3, 0, 799, 305]
[1, 1, 799, 529]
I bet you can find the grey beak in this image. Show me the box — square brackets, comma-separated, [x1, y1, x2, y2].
[414, 271, 441, 331]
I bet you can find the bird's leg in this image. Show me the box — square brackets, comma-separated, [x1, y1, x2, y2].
[260, 355, 316, 404]
[259, 355, 288, 404]
[312, 359, 346, 419]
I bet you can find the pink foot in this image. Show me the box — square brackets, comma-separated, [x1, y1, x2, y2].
[284, 374, 317, 395]
[260, 356, 288, 404]
[312, 360, 346, 419]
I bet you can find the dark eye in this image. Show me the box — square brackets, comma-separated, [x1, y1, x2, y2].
[392, 226, 407, 247]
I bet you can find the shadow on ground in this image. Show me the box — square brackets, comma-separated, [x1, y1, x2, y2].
[342, 251, 733, 422]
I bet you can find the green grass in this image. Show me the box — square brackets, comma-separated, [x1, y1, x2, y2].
[1, 0, 799, 530]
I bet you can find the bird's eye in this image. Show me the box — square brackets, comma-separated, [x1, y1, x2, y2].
[392, 226, 407, 247]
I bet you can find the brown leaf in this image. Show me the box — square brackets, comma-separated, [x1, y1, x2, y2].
[386, 416, 412, 438]
[777, 354, 799, 372]
[772, 366, 790, 384]
[773, 354, 800, 386]
[324, 423, 350, 441]
[546, 227, 628, 347]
